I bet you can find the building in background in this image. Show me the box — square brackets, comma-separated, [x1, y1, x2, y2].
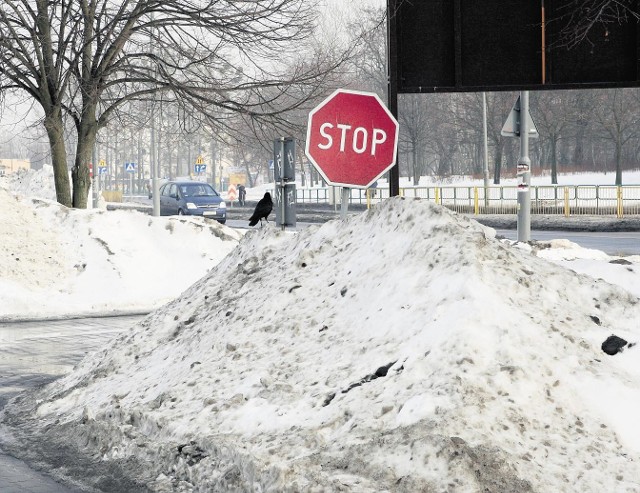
[0, 159, 30, 176]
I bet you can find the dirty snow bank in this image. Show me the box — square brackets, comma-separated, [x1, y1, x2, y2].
[2, 197, 640, 492]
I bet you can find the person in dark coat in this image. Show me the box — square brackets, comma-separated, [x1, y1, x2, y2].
[237, 184, 246, 206]
[249, 192, 273, 227]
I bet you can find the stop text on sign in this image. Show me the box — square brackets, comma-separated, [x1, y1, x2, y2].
[305, 88, 399, 188]
[317, 123, 387, 156]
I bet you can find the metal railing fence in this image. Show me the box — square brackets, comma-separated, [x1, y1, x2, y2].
[290, 185, 640, 217]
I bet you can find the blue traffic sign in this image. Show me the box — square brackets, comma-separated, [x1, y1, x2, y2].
[98, 167, 108, 175]
[124, 162, 137, 172]
[195, 164, 207, 173]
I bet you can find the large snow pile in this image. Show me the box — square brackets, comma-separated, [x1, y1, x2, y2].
[2, 197, 640, 492]
[0, 187, 242, 320]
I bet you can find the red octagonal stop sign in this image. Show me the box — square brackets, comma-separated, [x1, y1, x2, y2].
[305, 89, 399, 188]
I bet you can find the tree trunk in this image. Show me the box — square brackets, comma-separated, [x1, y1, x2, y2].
[43, 112, 72, 207]
[573, 135, 585, 168]
[615, 138, 623, 185]
[493, 144, 503, 184]
[411, 141, 418, 185]
[209, 139, 217, 187]
[244, 160, 256, 188]
[72, 116, 97, 208]
[550, 138, 558, 184]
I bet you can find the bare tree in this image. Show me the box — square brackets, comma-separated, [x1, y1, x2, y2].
[592, 88, 640, 184]
[1, 0, 343, 208]
[455, 92, 516, 184]
[0, 1, 77, 204]
[530, 91, 574, 184]
[398, 95, 433, 184]
[551, 0, 639, 48]
[348, 7, 387, 96]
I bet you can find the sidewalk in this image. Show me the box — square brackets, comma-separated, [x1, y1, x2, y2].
[0, 448, 84, 493]
[470, 214, 640, 232]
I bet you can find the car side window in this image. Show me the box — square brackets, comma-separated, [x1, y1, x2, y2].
[169, 184, 177, 197]
[203, 185, 217, 196]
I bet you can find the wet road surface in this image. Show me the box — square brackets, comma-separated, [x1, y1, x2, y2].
[0, 315, 145, 493]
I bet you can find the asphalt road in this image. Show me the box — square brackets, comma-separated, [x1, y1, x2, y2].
[495, 229, 640, 256]
[0, 316, 144, 493]
[0, 315, 143, 408]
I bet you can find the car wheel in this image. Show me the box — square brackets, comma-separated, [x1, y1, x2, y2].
[178, 209, 185, 215]
[218, 219, 226, 224]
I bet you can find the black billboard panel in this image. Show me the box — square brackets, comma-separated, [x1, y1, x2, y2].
[545, 1, 639, 86]
[395, 0, 455, 88]
[459, 1, 542, 87]
[391, 0, 640, 92]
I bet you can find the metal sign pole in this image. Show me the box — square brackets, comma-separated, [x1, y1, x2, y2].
[387, 0, 400, 197]
[482, 92, 490, 207]
[151, 105, 160, 216]
[340, 187, 350, 219]
[280, 138, 286, 231]
[273, 136, 297, 230]
[517, 91, 531, 242]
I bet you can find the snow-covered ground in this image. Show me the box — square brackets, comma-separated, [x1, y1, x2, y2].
[1, 166, 640, 492]
[0, 166, 243, 321]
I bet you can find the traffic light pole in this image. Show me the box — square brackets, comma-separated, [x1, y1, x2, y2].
[517, 91, 531, 242]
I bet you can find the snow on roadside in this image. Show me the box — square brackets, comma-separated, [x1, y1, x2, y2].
[0, 187, 242, 320]
[0, 164, 58, 200]
[528, 239, 640, 299]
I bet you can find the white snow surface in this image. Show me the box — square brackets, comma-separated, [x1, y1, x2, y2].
[1, 167, 640, 492]
[1, 164, 59, 201]
[0, 168, 242, 320]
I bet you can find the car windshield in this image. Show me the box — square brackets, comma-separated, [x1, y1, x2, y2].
[180, 184, 218, 197]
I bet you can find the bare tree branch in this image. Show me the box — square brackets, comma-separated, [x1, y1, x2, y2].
[1, 0, 349, 208]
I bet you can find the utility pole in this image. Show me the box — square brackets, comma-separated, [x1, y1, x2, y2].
[517, 91, 531, 242]
[151, 104, 160, 216]
[482, 92, 490, 207]
[502, 92, 537, 241]
[386, 0, 400, 196]
[149, 13, 160, 216]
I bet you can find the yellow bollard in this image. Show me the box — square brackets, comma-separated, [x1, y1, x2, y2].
[563, 187, 569, 217]
[617, 186, 623, 218]
[435, 187, 440, 205]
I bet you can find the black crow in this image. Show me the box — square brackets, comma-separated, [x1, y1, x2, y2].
[249, 192, 273, 227]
